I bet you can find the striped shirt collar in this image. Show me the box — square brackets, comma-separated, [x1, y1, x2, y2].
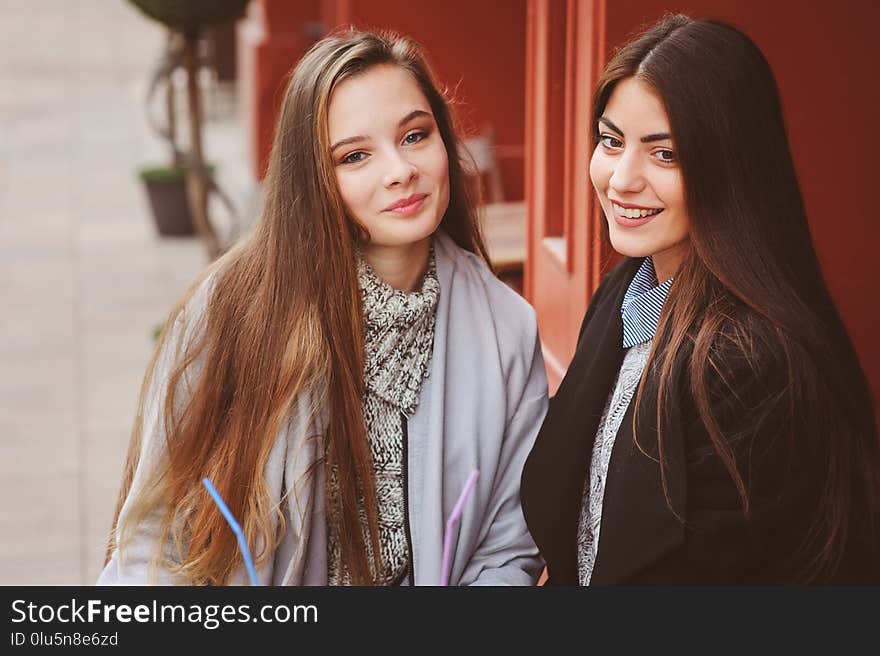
[621, 257, 673, 348]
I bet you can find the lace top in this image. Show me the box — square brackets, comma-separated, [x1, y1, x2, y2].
[576, 340, 652, 585]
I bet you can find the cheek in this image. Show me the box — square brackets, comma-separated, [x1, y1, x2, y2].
[589, 149, 608, 194]
[657, 172, 689, 227]
[335, 170, 372, 214]
[425, 142, 449, 185]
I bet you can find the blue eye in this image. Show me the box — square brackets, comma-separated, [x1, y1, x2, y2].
[403, 130, 428, 145]
[599, 134, 623, 149]
[341, 151, 367, 165]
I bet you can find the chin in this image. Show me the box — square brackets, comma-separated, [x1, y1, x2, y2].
[374, 218, 441, 249]
[400, 215, 443, 244]
[607, 227, 654, 259]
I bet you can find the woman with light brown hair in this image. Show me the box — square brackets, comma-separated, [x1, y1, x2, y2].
[521, 14, 880, 584]
[99, 30, 547, 586]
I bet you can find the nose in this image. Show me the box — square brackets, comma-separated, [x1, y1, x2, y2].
[382, 149, 418, 188]
[608, 149, 645, 195]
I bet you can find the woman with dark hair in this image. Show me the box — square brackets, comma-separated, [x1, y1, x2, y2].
[98, 30, 546, 586]
[521, 14, 879, 584]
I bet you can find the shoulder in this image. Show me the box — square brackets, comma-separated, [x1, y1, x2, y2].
[701, 309, 789, 393]
[178, 273, 215, 326]
[435, 231, 539, 340]
[434, 232, 543, 389]
[174, 246, 245, 328]
[672, 306, 793, 452]
[147, 269, 225, 391]
[155, 274, 215, 355]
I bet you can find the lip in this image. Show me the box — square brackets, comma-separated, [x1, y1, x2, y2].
[608, 198, 662, 210]
[609, 200, 664, 228]
[384, 193, 428, 216]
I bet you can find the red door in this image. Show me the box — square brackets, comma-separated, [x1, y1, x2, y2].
[524, 0, 612, 393]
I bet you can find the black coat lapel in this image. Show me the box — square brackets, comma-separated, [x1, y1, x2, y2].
[588, 368, 686, 584]
[521, 258, 641, 585]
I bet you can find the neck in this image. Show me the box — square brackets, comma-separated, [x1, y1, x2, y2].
[651, 240, 688, 283]
[362, 237, 431, 292]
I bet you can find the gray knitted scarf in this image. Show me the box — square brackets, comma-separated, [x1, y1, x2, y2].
[327, 244, 439, 585]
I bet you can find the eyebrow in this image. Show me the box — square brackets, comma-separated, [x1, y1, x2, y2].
[598, 116, 671, 143]
[330, 109, 434, 153]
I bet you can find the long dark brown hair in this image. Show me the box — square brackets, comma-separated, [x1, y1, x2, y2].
[106, 30, 488, 585]
[593, 15, 879, 581]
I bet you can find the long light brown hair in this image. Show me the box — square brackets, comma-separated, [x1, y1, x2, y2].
[593, 15, 879, 581]
[106, 30, 489, 585]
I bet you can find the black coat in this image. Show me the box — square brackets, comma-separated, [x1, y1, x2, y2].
[521, 257, 875, 585]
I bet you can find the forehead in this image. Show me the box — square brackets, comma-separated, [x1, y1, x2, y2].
[602, 77, 670, 133]
[328, 64, 431, 137]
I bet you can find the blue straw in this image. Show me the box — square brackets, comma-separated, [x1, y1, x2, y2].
[201, 477, 260, 586]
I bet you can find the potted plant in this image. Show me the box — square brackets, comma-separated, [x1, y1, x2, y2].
[128, 0, 252, 257]
[138, 31, 198, 237]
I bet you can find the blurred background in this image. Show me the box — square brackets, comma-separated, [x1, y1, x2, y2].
[1, 0, 877, 584]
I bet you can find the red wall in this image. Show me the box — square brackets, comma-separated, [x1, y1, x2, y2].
[238, 0, 322, 178]
[605, 0, 880, 415]
[331, 0, 527, 199]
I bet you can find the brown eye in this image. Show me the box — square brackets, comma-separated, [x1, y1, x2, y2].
[653, 149, 676, 163]
[599, 134, 623, 149]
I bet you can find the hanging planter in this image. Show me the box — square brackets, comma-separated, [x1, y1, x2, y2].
[128, 0, 252, 31]
[139, 165, 217, 236]
[128, 0, 251, 257]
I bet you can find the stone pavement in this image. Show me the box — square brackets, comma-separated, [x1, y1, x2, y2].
[0, 0, 252, 584]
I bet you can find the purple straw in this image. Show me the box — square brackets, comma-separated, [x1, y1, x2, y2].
[439, 468, 479, 586]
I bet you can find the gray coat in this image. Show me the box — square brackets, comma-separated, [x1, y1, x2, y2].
[98, 232, 548, 586]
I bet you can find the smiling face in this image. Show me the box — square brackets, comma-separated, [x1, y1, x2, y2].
[589, 77, 690, 281]
[328, 64, 450, 260]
